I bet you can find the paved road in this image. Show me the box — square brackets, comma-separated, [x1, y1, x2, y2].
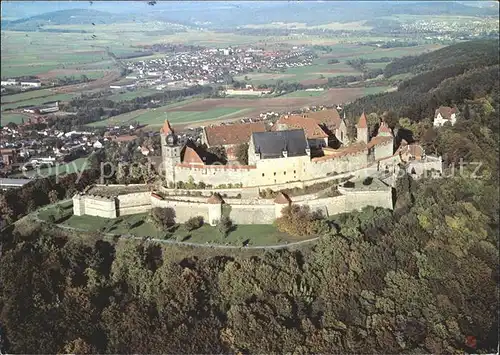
[30, 201, 320, 250]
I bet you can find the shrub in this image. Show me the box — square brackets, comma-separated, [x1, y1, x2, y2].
[275, 205, 329, 237]
[48, 214, 56, 224]
[185, 216, 204, 231]
[149, 207, 176, 230]
[217, 216, 232, 237]
[363, 177, 373, 185]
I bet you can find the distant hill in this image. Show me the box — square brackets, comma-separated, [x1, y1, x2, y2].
[346, 40, 500, 121]
[384, 40, 500, 77]
[1, 9, 126, 31]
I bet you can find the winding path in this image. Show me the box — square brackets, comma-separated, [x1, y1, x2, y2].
[30, 201, 320, 250]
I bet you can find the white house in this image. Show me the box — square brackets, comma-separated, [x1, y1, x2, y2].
[1, 79, 18, 86]
[93, 140, 103, 149]
[434, 106, 458, 127]
[20, 80, 42, 88]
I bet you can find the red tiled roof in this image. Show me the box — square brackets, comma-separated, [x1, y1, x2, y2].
[311, 142, 368, 161]
[378, 121, 392, 136]
[357, 112, 368, 129]
[204, 122, 266, 146]
[207, 193, 224, 204]
[161, 120, 174, 134]
[435, 106, 457, 120]
[182, 146, 204, 164]
[301, 108, 341, 130]
[273, 115, 328, 139]
[274, 192, 291, 204]
[367, 135, 393, 149]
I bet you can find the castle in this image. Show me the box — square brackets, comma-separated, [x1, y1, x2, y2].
[73, 108, 443, 226]
[161, 109, 395, 188]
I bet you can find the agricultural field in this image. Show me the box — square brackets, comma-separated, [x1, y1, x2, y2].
[107, 88, 160, 102]
[279, 90, 326, 98]
[236, 44, 442, 85]
[91, 86, 388, 129]
[1, 112, 31, 125]
[1, 92, 77, 111]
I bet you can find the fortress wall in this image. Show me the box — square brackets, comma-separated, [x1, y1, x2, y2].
[310, 152, 368, 178]
[340, 188, 393, 211]
[251, 155, 311, 186]
[81, 196, 117, 219]
[151, 198, 209, 223]
[229, 204, 276, 224]
[158, 186, 248, 198]
[117, 192, 152, 216]
[374, 142, 394, 161]
[73, 195, 85, 216]
[174, 165, 252, 186]
[296, 195, 348, 217]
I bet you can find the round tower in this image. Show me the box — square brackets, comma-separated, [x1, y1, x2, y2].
[207, 193, 224, 226]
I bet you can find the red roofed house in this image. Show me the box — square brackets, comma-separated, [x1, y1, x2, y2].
[273, 115, 328, 148]
[377, 121, 393, 137]
[300, 108, 348, 146]
[201, 122, 266, 161]
[434, 106, 458, 127]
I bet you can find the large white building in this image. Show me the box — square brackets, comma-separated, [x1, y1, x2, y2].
[433, 106, 458, 127]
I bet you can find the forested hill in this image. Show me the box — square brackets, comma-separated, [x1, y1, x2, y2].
[384, 39, 500, 77]
[1, 9, 125, 30]
[346, 40, 499, 122]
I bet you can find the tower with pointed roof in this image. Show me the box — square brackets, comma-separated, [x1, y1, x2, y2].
[335, 110, 348, 145]
[160, 119, 181, 185]
[356, 112, 369, 144]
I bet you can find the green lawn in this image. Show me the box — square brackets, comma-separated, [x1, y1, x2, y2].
[10, 157, 90, 178]
[1, 112, 30, 125]
[44, 206, 296, 246]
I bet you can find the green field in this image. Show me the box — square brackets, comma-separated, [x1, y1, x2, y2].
[1, 93, 76, 111]
[107, 88, 159, 102]
[1, 112, 31, 125]
[39, 205, 296, 246]
[1, 89, 55, 103]
[92, 106, 252, 127]
[10, 157, 90, 178]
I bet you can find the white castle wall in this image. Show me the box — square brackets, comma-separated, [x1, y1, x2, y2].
[230, 204, 276, 224]
[151, 198, 209, 223]
[309, 151, 368, 178]
[117, 192, 152, 216]
[174, 164, 255, 186]
[73, 195, 116, 219]
[374, 141, 394, 161]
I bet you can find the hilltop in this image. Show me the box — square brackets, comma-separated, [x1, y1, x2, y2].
[346, 39, 499, 120]
[1, 9, 125, 31]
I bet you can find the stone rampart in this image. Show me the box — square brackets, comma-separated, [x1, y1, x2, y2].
[117, 192, 152, 216]
[151, 197, 209, 223]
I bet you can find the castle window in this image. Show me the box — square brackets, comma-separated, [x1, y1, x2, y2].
[294, 170, 296, 174]
[274, 172, 276, 176]
[262, 173, 265, 177]
[284, 171, 286, 175]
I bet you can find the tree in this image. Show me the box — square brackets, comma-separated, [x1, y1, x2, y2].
[217, 216, 232, 237]
[185, 216, 203, 231]
[275, 205, 325, 237]
[207, 146, 227, 164]
[48, 190, 58, 204]
[235, 143, 249, 165]
[149, 207, 176, 230]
